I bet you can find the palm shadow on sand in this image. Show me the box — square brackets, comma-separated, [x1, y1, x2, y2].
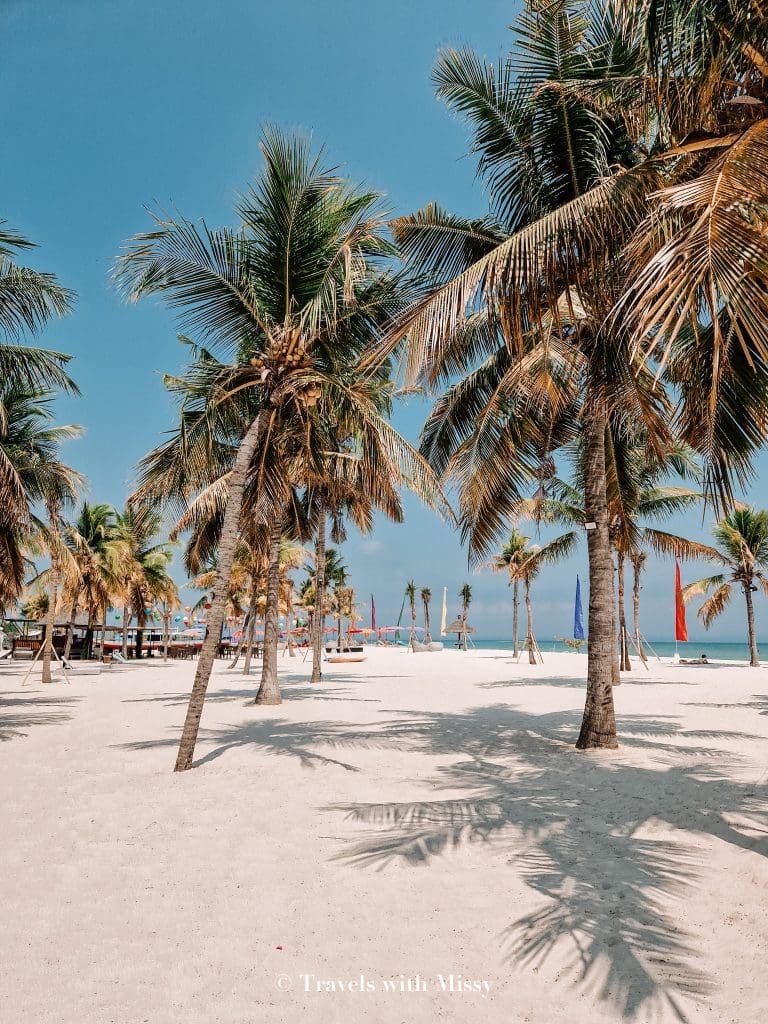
[319, 704, 768, 1022]
[0, 692, 79, 742]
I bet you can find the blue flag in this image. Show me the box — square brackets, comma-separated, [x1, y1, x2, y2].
[574, 575, 585, 640]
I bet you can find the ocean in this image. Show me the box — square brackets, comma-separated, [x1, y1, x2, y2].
[465, 639, 760, 661]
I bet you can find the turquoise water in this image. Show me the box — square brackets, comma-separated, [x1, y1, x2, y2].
[468, 639, 760, 661]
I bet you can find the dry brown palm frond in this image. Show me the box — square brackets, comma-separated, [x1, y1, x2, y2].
[643, 529, 724, 562]
[371, 159, 667, 387]
[622, 118, 768, 370]
[697, 582, 733, 627]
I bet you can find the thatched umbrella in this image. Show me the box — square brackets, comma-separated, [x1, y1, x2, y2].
[445, 617, 475, 649]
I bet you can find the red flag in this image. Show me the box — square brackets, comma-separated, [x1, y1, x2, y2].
[675, 561, 688, 642]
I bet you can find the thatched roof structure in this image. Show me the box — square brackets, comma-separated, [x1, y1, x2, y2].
[445, 618, 476, 634]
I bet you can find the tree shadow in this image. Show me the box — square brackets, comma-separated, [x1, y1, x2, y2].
[118, 716, 375, 771]
[480, 676, 698, 691]
[0, 692, 79, 741]
[321, 704, 767, 1021]
[684, 695, 768, 716]
[123, 682, 382, 708]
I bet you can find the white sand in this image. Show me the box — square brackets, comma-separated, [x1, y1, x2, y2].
[2, 647, 767, 1023]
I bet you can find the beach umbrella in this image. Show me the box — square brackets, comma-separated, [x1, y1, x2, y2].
[573, 575, 585, 641]
[445, 618, 475, 634]
[440, 587, 447, 637]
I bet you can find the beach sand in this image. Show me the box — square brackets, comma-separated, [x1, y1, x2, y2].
[1, 647, 767, 1023]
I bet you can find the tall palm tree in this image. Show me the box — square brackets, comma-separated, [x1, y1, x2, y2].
[382, 3, 664, 746]
[0, 386, 81, 612]
[58, 502, 121, 658]
[458, 582, 472, 651]
[0, 385, 83, 681]
[112, 504, 178, 659]
[420, 587, 432, 644]
[525, 435, 703, 670]
[522, 532, 579, 665]
[381, 1, 768, 747]
[492, 529, 529, 657]
[682, 508, 768, 668]
[121, 130, 444, 769]
[0, 223, 76, 396]
[404, 580, 417, 648]
[493, 529, 579, 664]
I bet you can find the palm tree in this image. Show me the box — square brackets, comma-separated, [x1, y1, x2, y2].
[458, 583, 472, 651]
[0, 223, 76, 396]
[492, 530, 529, 657]
[404, 580, 417, 648]
[493, 529, 579, 664]
[112, 504, 178, 659]
[384, 4, 661, 746]
[526, 436, 703, 671]
[119, 130, 445, 770]
[682, 509, 768, 668]
[420, 587, 432, 643]
[0, 387, 82, 611]
[383, 2, 768, 747]
[0, 385, 83, 681]
[57, 503, 121, 658]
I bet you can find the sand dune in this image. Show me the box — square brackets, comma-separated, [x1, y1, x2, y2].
[2, 648, 767, 1023]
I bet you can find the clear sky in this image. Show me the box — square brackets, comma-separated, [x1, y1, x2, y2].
[2, 0, 766, 643]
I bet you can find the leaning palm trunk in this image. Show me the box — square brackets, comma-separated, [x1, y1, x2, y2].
[241, 585, 260, 675]
[310, 505, 327, 684]
[63, 600, 78, 660]
[744, 579, 760, 667]
[42, 504, 62, 684]
[576, 403, 618, 750]
[423, 599, 431, 644]
[41, 568, 60, 684]
[512, 579, 520, 657]
[121, 605, 130, 659]
[610, 572, 620, 686]
[255, 519, 283, 705]
[617, 554, 631, 672]
[525, 577, 535, 665]
[174, 412, 266, 771]
[632, 557, 646, 663]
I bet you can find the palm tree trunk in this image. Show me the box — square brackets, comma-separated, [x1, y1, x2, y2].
[42, 502, 62, 684]
[255, 518, 283, 705]
[576, 403, 618, 750]
[121, 605, 130, 659]
[632, 557, 646, 663]
[424, 600, 431, 644]
[744, 579, 760, 667]
[241, 584, 259, 675]
[525, 577, 535, 665]
[174, 412, 267, 771]
[63, 600, 78, 660]
[617, 553, 631, 671]
[512, 579, 519, 657]
[84, 609, 95, 660]
[41, 568, 60, 684]
[310, 504, 327, 684]
[135, 613, 145, 660]
[162, 604, 169, 662]
[611, 558, 621, 685]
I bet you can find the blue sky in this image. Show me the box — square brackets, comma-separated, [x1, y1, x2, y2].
[2, 0, 766, 643]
